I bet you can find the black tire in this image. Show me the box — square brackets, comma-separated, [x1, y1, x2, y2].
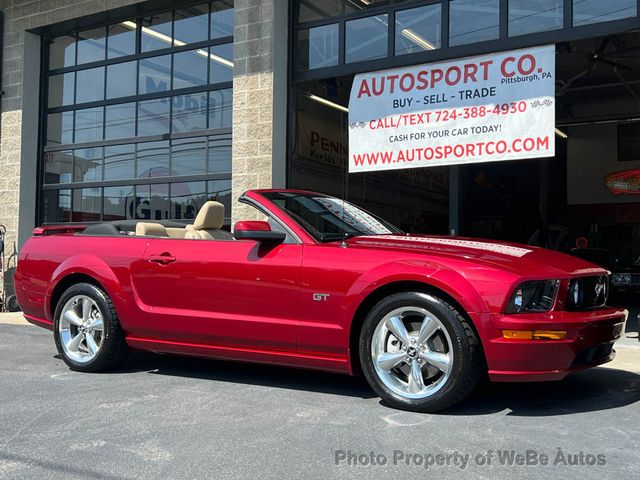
[53, 282, 129, 372]
[7, 295, 20, 312]
[359, 291, 482, 412]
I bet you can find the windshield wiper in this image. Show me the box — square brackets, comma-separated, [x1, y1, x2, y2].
[319, 232, 357, 243]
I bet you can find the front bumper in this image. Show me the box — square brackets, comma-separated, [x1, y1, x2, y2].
[474, 307, 628, 382]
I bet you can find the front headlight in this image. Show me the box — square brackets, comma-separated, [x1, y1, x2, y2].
[566, 276, 608, 310]
[506, 280, 559, 313]
[612, 273, 632, 285]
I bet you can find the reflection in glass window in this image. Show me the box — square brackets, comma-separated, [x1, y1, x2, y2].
[208, 179, 232, 222]
[298, 0, 342, 22]
[135, 183, 170, 220]
[138, 98, 170, 137]
[75, 66, 105, 104]
[42, 4, 234, 225]
[172, 137, 207, 176]
[141, 11, 173, 52]
[139, 54, 171, 94]
[208, 89, 233, 129]
[77, 28, 107, 64]
[509, 0, 563, 36]
[344, 0, 390, 14]
[173, 93, 208, 132]
[105, 102, 136, 140]
[48, 72, 75, 108]
[44, 189, 72, 223]
[137, 141, 170, 178]
[73, 147, 103, 183]
[449, 0, 500, 46]
[211, 1, 234, 39]
[573, 0, 637, 26]
[50, 35, 76, 69]
[104, 185, 134, 220]
[75, 107, 104, 143]
[104, 144, 135, 181]
[395, 4, 441, 55]
[171, 181, 207, 219]
[208, 134, 232, 173]
[173, 49, 208, 89]
[107, 23, 136, 58]
[73, 188, 102, 222]
[297, 24, 339, 70]
[44, 150, 74, 184]
[210, 43, 234, 83]
[47, 112, 74, 146]
[346, 15, 388, 63]
[106, 61, 137, 99]
[174, 4, 210, 44]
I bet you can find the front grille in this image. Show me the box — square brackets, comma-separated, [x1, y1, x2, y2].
[566, 275, 609, 311]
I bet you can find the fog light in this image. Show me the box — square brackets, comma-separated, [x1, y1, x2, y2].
[503, 330, 567, 340]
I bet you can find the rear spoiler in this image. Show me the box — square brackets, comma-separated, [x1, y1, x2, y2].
[32, 225, 86, 236]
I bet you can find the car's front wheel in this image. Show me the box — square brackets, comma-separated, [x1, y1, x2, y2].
[53, 282, 129, 372]
[359, 291, 482, 412]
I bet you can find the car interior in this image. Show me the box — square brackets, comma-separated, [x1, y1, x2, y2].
[79, 200, 283, 241]
[133, 201, 234, 240]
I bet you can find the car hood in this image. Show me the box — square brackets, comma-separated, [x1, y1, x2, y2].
[346, 234, 607, 277]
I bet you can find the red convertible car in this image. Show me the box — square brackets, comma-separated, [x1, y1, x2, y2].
[15, 190, 627, 412]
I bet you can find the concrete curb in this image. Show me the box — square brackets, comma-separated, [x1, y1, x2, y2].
[0, 312, 28, 325]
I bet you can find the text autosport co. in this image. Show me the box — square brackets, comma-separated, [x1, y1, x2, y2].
[354, 51, 547, 100]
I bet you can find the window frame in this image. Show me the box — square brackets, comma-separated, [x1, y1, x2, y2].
[291, 0, 640, 81]
[39, 1, 235, 225]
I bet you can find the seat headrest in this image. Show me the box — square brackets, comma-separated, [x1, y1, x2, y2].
[193, 201, 225, 230]
[135, 222, 168, 237]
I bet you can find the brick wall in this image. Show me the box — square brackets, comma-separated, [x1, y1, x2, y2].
[231, 0, 277, 222]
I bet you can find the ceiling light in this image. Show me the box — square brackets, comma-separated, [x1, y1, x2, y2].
[554, 127, 568, 139]
[307, 93, 349, 113]
[120, 21, 234, 68]
[400, 28, 437, 51]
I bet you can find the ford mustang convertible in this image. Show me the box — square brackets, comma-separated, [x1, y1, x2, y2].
[15, 190, 627, 412]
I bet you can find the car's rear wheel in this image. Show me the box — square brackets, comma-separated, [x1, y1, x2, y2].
[53, 283, 129, 372]
[359, 291, 482, 412]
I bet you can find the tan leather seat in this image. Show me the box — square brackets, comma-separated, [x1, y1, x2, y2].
[185, 201, 233, 240]
[166, 227, 188, 239]
[135, 222, 169, 237]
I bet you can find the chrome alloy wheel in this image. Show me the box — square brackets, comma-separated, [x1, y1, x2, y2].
[58, 295, 104, 363]
[371, 307, 454, 400]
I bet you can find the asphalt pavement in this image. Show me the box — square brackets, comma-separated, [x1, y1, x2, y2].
[0, 316, 638, 480]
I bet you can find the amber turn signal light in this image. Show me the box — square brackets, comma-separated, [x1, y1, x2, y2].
[502, 330, 567, 340]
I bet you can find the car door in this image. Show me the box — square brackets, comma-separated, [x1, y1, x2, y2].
[135, 236, 302, 352]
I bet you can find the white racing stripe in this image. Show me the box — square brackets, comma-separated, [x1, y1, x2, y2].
[365, 235, 533, 258]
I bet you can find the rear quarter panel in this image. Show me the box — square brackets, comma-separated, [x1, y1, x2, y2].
[16, 235, 152, 336]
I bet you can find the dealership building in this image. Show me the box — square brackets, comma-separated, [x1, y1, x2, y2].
[1, 1, 639, 297]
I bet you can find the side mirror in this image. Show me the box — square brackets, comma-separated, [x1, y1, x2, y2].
[233, 221, 286, 243]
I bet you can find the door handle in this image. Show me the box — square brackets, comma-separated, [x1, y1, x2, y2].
[148, 253, 176, 264]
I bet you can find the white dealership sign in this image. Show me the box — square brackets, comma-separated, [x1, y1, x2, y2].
[348, 45, 555, 173]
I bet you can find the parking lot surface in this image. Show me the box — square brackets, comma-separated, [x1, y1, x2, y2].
[0, 320, 638, 480]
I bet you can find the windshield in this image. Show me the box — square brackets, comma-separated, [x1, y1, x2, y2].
[261, 192, 403, 242]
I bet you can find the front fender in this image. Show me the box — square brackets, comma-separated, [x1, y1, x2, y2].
[46, 254, 128, 325]
[344, 260, 489, 318]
